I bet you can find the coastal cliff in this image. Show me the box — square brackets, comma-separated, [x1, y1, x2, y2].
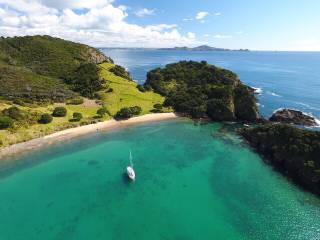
[144, 61, 260, 121]
[241, 124, 320, 195]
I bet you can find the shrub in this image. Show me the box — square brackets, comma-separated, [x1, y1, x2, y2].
[114, 106, 142, 120]
[97, 107, 110, 117]
[52, 107, 67, 117]
[129, 106, 142, 115]
[109, 65, 132, 80]
[2, 106, 24, 120]
[13, 99, 25, 106]
[38, 113, 53, 124]
[0, 116, 14, 129]
[151, 103, 163, 113]
[73, 112, 83, 121]
[137, 85, 146, 92]
[107, 88, 114, 93]
[66, 97, 84, 105]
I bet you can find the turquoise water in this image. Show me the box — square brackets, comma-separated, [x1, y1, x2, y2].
[0, 120, 320, 240]
[102, 49, 320, 119]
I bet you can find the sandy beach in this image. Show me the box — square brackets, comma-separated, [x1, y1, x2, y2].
[0, 113, 179, 159]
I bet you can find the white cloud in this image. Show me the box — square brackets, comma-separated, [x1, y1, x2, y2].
[187, 32, 196, 39]
[135, 8, 155, 17]
[0, 1, 199, 48]
[204, 34, 210, 37]
[196, 11, 209, 20]
[182, 18, 193, 22]
[214, 12, 221, 16]
[214, 34, 233, 39]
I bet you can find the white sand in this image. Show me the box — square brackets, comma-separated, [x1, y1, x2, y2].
[0, 113, 179, 159]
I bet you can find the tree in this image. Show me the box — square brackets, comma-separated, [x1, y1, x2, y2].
[114, 106, 142, 120]
[2, 106, 24, 120]
[0, 116, 14, 129]
[73, 112, 83, 121]
[38, 113, 53, 124]
[52, 107, 67, 117]
[97, 107, 109, 117]
[68, 63, 105, 98]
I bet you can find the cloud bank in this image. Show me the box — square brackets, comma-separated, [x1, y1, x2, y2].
[0, 0, 198, 47]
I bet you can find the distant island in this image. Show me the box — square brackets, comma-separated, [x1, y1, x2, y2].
[159, 45, 250, 52]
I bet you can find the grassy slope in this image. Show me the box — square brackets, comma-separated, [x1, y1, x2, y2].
[99, 62, 165, 115]
[0, 63, 166, 147]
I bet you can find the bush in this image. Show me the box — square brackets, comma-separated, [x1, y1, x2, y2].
[137, 85, 146, 92]
[107, 88, 113, 93]
[0, 116, 14, 129]
[97, 107, 110, 117]
[73, 112, 83, 121]
[109, 65, 132, 80]
[13, 99, 25, 106]
[2, 106, 24, 120]
[129, 106, 142, 115]
[52, 107, 67, 117]
[66, 97, 84, 105]
[151, 103, 163, 113]
[114, 106, 142, 120]
[38, 113, 53, 124]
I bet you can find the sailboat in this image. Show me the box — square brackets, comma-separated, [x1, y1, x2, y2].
[126, 150, 136, 181]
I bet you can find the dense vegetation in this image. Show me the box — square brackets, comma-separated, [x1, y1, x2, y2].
[114, 106, 142, 120]
[241, 124, 320, 195]
[52, 107, 67, 117]
[144, 61, 259, 121]
[109, 65, 132, 80]
[38, 114, 53, 124]
[0, 35, 111, 102]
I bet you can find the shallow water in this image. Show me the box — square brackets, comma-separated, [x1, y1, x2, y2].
[102, 49, 320, 120]
[0, 120, 319, 240]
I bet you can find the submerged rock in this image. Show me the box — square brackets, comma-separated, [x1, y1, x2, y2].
[270, 108, 318, 126]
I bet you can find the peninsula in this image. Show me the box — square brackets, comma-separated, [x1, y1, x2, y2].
[159, 45, 250, 52]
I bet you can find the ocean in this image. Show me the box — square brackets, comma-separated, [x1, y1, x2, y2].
[102, 49, 320, 120]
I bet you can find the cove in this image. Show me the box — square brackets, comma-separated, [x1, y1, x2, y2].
[0, 119, 319, 240]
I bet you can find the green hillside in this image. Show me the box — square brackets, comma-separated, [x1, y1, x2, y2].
[0, 36, 166, 148]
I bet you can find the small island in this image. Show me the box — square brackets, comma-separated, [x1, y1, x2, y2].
[159, 45, 250, 52]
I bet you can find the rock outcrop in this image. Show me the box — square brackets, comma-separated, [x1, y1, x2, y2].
[270, 108, 318, 126]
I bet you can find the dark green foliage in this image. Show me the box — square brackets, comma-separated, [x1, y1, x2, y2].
[109, 65, 132, 80]
[137, 85, 146, 92]
[151, 103, 163, 113]
[241, 124, 320, 195]
[114, 106, 142, 120]
[145, 61, 259, 121]
[0, 35, 109, 79]
[234, 84, 259, 120]
[70, 112, 83, 122]
[38, 113, 53, 124]
[107, 88, 113, 93]
[0, 35, 112, 102]
[97, 107, 110, 117]
[52, 107, 67, 117]
[12, 99, 25, 106]
[0, 116, 14, 129]
[66, 97, 84, 105]
[2, 106, 25, 120]
[0, 64, 76, 102]
[66, 63, 105, 98]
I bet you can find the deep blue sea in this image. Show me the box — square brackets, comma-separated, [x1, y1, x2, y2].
[102, 49, 320, 120]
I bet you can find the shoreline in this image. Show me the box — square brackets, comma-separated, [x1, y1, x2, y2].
[0, 113, 179, 159]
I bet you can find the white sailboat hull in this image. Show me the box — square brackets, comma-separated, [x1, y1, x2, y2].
[127, 166, 135, 180]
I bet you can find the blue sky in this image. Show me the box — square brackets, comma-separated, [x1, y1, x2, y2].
[0, 0, 319, 50]
[116, 0, 320, 50]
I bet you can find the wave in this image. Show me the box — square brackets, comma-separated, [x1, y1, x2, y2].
[252, 87, 263, 95]
[293, 101, 320, 111]
[267, 91, 282, 97]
